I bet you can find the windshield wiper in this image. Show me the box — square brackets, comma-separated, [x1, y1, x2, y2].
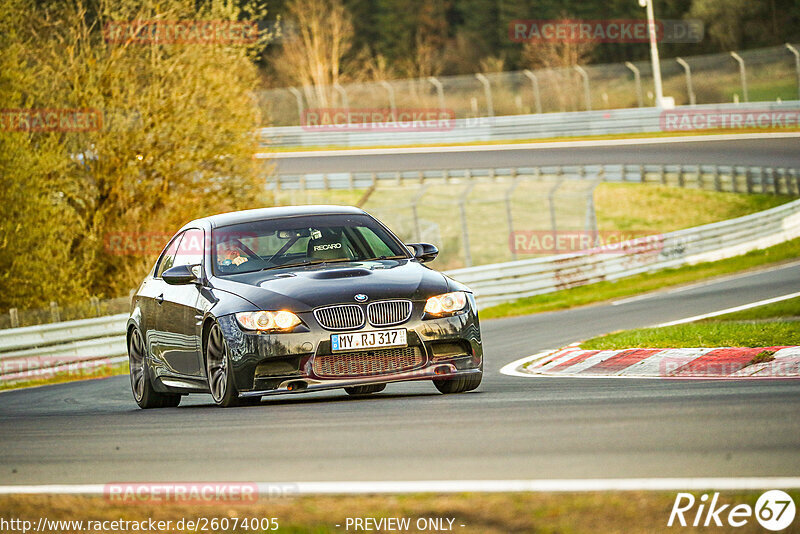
[260, 257, 357, 271]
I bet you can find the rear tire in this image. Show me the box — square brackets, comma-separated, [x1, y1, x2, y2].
[344, 384, 387, 396]
[433, 371, 482, 394]
[128, 328, 182, 409]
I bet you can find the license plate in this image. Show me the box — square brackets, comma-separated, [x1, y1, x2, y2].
[331, 329, 407, 351]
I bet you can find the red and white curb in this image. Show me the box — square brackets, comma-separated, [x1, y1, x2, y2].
[501, 346, 800, 379]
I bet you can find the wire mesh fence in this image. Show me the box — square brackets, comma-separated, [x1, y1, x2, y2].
[258, 44, 800, 127]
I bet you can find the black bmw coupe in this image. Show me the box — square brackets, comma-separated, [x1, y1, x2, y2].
[127, 205, 483, 408]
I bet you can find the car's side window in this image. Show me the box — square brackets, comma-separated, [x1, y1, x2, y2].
[155, 232, 184, 278]
[173, 228, 204, 268]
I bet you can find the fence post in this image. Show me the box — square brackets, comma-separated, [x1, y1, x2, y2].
[675, 58, 696, 106]
[427, 77, 446, 113]
[624, 62, 643, 108]
[9, 308, 19, 329]
[584, 173, 602, 247]
[333, 82, 349, 118]
[730, 52, 749, 103]
[459, 181, 476, 267]
[410, 184, 429, 242]
[786, 44, 800, 101]
[49, 301, 61, 323]
[90, 296, 101, 317]
[548, 172, 566, 253]
[713, 165, 721, 192]
[523, 70, 543, 114]
[288, 87, 304, 124]
[505, 172, 523, 260]
[573, 65, 591, 111]
[474, 73, 494, 118]
[379, 81, 397, 121]
[745, 167, 753, 194]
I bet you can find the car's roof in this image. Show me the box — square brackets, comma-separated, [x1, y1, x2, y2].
[186, 205, 367, 230]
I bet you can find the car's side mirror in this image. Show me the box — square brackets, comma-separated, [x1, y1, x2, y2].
[406, 243, 439, 263]
[162, 264, 200, 285]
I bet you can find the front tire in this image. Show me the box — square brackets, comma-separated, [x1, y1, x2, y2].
[433, 371, 482, 394]
[128, 328, 181, 409]
[206, 323, 248, 407]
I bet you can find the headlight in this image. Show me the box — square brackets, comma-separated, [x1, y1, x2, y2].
[235, 311, 302, 332]
[424, 291, 468, 316]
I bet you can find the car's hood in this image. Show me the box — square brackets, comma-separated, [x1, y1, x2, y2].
[210, 259, 451, 311]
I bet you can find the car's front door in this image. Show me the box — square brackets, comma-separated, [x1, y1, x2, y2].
[156, 228, 205, 377]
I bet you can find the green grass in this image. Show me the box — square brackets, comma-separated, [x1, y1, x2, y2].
[580, 321, 800, 350]
[480, 237, 800, 319]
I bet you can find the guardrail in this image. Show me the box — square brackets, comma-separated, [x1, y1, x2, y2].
[258, 101, 800, 149]
[2, 183, 799, 385]
[268, 162, 800, 194]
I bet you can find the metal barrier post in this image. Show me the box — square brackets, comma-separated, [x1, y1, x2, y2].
[624, 62, 643, 108]
[523, 70, 543, 114]
[475, 73, 494, 118]
[730, 52, 749, 103]
[9, 308, 19, 329]
[675, 58, 696, 106]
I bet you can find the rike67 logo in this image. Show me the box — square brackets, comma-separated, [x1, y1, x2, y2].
[668, 490, 796, 530]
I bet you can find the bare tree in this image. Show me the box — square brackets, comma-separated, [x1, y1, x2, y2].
[272, 0, 355, 108]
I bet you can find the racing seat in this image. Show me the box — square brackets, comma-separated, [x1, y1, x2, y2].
[307, 234, 353, 261]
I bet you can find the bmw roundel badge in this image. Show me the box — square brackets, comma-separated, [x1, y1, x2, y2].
[354, 293, 368, 302]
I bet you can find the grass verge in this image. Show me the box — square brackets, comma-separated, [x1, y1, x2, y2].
[580, 297, 800, 350]
[480, 237, 800, 320]
[1, 492, 795, 533]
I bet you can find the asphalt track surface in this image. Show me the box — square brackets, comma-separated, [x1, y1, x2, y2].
[273, 136, 800, 174]
[1, 262, 798, 485]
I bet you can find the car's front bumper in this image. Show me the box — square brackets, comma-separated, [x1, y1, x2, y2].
[217, 298, 483, 396]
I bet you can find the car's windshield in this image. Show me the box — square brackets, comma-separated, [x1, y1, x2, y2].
[211, 214, 409, 276]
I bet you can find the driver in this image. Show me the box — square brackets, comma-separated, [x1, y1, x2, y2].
[217, 241, 249, 267]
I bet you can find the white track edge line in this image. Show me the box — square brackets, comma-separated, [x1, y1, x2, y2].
[3, 478, 800, 494]
[611, 260, 800, 306]
[498, 350, 559, 377]
[656, 291, 800, 327]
